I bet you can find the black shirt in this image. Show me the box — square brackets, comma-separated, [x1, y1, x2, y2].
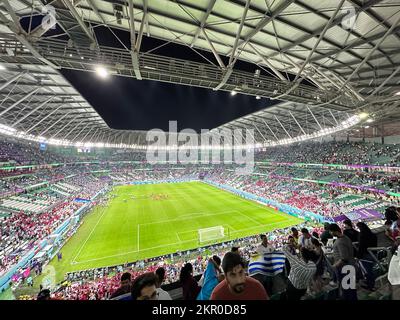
[320, 230, 333, 245]
[343, 228, 359, 243]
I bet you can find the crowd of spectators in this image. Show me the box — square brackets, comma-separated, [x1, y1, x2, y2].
[1, 137, 399, 300]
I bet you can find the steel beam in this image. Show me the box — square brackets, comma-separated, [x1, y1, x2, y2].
[191, 0, 216, 47]
[128, 0, 142, 80]
[12, 96, 55, 126]
[0, 88, 40, 117]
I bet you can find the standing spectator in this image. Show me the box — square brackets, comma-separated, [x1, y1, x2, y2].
[310, 238, 327, 292]
[356, 222, 378, 291]
[298, 228, 313, 249]
[329, 223, 357, 300]
[110, 272, 132, 299]
[131, 273, 158, 300]
[256, 234, 275, 254]
[179, 263, 200, 300]
[291, 227, 300, 245]
[320, 223, 333, 246]
[282, 245, 317, 300]
[343, 219, 359, 243]
[197, 256, 223, 300]
[155, 267, 172, 300]
[210, 252, 268, 300]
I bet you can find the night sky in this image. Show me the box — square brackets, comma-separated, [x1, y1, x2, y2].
[19, 14, 307, 133]
[62, 69, 280, 132]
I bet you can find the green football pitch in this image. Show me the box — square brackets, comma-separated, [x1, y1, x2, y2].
[48, 181, 302, 281]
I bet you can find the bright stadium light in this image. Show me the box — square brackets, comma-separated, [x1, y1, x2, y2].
[366, 118, 374, 123]
[358, 112, 369, 119]
[256, 95, 261, 99]
[96, 66, 109, 79]
[365, 126, 370, 128]
[0, 64, 6, 70]
[231, 90, 237, 96]
[395, 91, 400, 96]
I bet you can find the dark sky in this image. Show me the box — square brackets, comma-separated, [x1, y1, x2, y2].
[58, 25, 286, 133]
[62, 69, 279, 132]
[20, 16, 312, 132]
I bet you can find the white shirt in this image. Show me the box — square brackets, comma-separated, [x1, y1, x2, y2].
[256, 244, 275, 255]
[156, 287, 172, 300]
[298, 235, 313, 249]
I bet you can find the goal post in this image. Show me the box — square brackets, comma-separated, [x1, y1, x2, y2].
[198, 226, 226, 244]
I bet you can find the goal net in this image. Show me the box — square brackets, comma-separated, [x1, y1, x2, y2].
[198, 226, 225, 244]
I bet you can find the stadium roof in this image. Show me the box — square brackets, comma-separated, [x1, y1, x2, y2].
[0, 0, 399, 148]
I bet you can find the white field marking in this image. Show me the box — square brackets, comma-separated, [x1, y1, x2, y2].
[226, 224, 238, 231]
[139, 210, 237, 227]
[71, 207, 108, 264]
[137, 224, 140, 252]
[175, 232, 182, 242]
[233, 209, 265, 227]
[73, 238, 196, 264]
[73, 217, 297, 265]
[229, 219, 295, 235]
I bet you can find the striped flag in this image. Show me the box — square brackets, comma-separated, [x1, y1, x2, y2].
[248, 252, 286, 276]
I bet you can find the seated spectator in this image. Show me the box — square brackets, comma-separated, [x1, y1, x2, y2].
[131, 273, 159, 300]
[210, 252, 268, 300]
[180, 263, 200, 300]
[343, 219, 360, 243]
[282, 245, 317, 300]
[155, 267, 172, 300]
[110, 272, 132, 299]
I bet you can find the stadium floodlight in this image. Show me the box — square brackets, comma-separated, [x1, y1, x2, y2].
[231, 90, 237, 96]
[395, 91, 400, 96]
[366, 118, 374, 123]
[256, 95, 261, 99]
[95, 66, 109, 79]
[365, 126, 370, 128]
[0, 64, 6, 70]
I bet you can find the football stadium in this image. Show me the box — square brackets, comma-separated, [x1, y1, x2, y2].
[0, 0, 400, 303]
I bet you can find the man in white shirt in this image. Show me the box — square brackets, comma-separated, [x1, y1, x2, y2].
[298, 228, 314, 249]
[155, 267, 172, 300]
[256, 234, 275, 255]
